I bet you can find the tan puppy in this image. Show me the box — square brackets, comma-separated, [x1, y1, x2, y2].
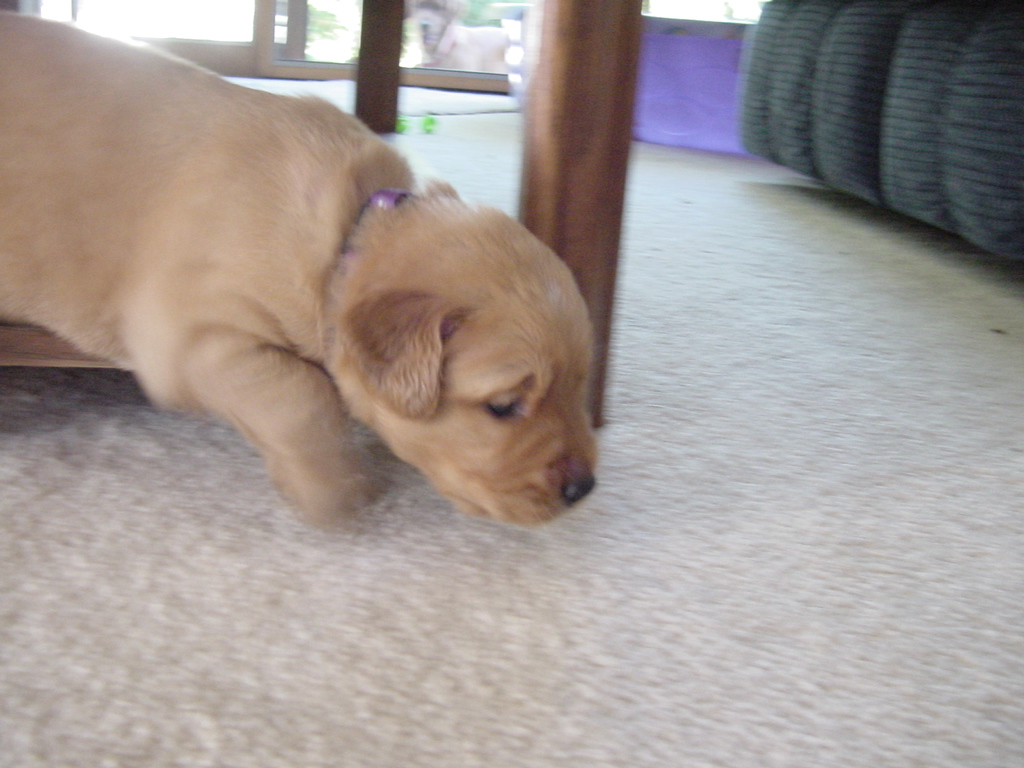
[0, 13, 597, 526]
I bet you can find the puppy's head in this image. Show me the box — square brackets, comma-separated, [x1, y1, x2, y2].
[328, 186, 597, 525]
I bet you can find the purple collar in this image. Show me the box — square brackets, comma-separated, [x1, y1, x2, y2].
[344, 189, 414, 254]
[366, 188, 414, 210]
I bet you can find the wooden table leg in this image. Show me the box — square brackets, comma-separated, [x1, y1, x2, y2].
[354, 0, 405, 134]
[519, 0, 644, 427]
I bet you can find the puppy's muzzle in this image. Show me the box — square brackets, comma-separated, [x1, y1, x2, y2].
[551, 455, 596, 506]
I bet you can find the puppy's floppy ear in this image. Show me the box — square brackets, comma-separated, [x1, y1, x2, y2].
[346, 291, 464, 419]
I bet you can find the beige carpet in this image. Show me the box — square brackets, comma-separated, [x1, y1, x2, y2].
[2, 102, 1023, 767]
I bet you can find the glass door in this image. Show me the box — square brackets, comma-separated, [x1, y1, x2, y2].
[34, 0, 516, 91]
[31, 1, 767, 89]
[260, 0, 513, 92]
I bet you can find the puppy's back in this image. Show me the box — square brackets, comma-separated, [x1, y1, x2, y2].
[0, 15, 234, 342]
[0, 14, 385, 363]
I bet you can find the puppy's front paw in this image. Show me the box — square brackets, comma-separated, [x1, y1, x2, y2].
[282, 470, 379, 529]
[272, 456, 380, 528]
[288, 479, 380, 532]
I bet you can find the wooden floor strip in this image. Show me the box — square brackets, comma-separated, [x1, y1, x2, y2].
[0, 323, 116, 368]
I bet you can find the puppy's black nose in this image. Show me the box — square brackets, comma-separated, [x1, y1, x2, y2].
[562, 475, 596, 505]
[551, 454, 596, 506]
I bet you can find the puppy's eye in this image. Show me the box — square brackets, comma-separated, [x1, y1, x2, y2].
[485, 400, 521, 420]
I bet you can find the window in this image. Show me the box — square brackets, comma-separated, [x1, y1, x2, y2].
[34, 1, 766, 91]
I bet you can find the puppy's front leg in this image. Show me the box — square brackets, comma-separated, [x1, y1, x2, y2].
[149, 328, 372, 526]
